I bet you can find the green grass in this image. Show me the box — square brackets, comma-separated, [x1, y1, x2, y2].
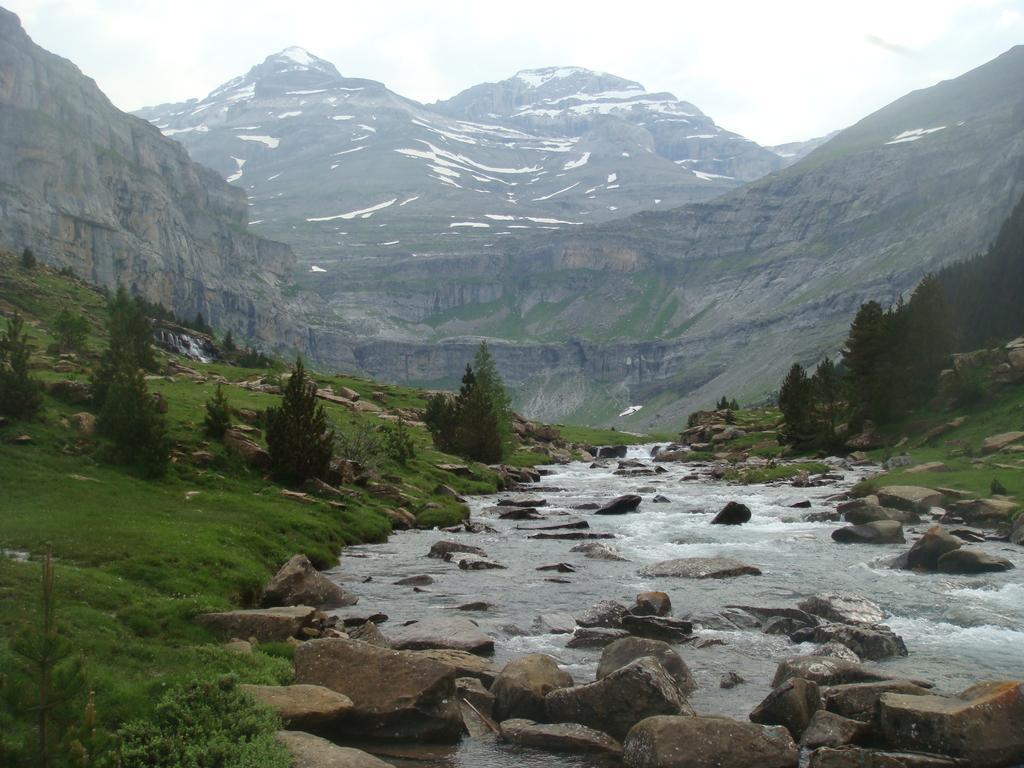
[0, 252, 533, 739]
[854, 381, 1024, 502]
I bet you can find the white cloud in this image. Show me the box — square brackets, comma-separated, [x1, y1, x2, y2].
[5, 0, 1023, 145]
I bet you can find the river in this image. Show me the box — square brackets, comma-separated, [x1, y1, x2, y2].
[329, 446, 1024, 767]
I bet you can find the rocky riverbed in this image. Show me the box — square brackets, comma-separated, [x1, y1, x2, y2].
[301, 446, 1023, 767]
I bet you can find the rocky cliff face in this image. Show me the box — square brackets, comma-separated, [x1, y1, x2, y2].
[0, 7, 296, 345]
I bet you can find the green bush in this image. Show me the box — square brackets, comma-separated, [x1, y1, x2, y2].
[118, 677, 289, 768]
[54, 307, 90, 353]
[20, 247, 35, 269]
[97, 362, 170, 478]
[383, 419, 416, 465]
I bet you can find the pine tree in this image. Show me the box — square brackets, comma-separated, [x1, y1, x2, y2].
[0, 313, 42, 419]
[811, 357, 842, 449]
[904, 274, 952, 401]
[1, 545, 113, 766]
[92, 286, 157, 408]
[54, 307, 89, 353]
[471, 342, 512, 456]
[454, 365, 504, 464]
[265, 358, 334, 484]
[97, 360, 170, 478]
[222, 330, 236, 354]
[203, 384, 232, 440]
[423, 393, 458, 453]
[778, 363, 814, 445]
[20, 247, 36, 269]
[842, 301, 888, 428]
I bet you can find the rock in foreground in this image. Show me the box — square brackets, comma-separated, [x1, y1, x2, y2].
[545, 657, 692, 740]
[622, 715, 798, 768]
[276, 731, 395, 768]
[597, 637, 697, 696]
[196, 606, 317, 642]
[491, 653, 574, 722]
[387, 617, 494, 654]
[499, 719, 622, 756]
[293, 638, 462, 742]
[262, 554, 358, 609]
[241, 684, 352, 733]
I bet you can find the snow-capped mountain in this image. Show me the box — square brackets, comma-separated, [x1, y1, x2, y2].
[136, 50, 783, 263]
[433, 66, 786, 181]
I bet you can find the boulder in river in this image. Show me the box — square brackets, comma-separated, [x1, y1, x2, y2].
[534, 613, 577, 634]
[409, 649, 500, 685]
[874, 486, 943, 513]
[577, 600, 631, 629]
[798, 593, 885, 626]
[293, 638, 462, 742]
[877, 680, 1024, 767]
[822, 680, 931, 722]
[935, 548, 1015, 574]
[275, 731, 395, 768]
[772, 655, 928, 688]
[388, 617, 494, 655]
[241, 684, 353, 733]
[596, 445, 628, 458]
[711, 501, 752, 525]
[622, 715, 798, 768]
[749, 677, 821, 740]
[632, 591, 671, 617]
[498, 507, 544, 520]
[566, 627, 631, 648]
[348, 620, 390, 647]
[621, 615, 694, 643]
[261, 554, 359, 609]
[427, 540, 486, 559]
[842, 503, 918, 525]
[499, 719, 622, 757]
[902, 525, 961, 571]
[597, 637, 697, 696]
[799, 710, 870, 749]
[831, 520, 905, 544]
[491, 653, 574, 722]
[545, 657, 693, 740]
[595, 494, 643, 515]
[945, 497, 1019, 527]
[450, 553, 507, 570]
[807, 624, 907, 660]
[639, 557, 762, 579]
[571, 542, 629, 561]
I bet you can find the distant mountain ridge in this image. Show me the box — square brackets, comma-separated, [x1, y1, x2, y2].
[135, 49, 789, 264]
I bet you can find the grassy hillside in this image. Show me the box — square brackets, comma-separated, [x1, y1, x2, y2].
[0, 251, 595, 737]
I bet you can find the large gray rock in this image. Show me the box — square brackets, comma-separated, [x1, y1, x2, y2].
[772, 656, 919, 688]
[491, 653, 574, 722]
[595, 494, 643, 515]
[293, 638, 463, 742]
[499, 719, 622, 757]
[639, 557, 762, 579]
[877, 681, 1024, 766]
[843, 504, 918, 525]
[808, 624, 907, 660]
[571, 542, 629, 561]
[241, 684, 352, 732]
[545, 657, 692, 740]
[622, 715, 799, 768]
[275, 731, 395, 768]
[407, 649, 500, 685]
[875, 487, 943, 514]
[387, 617, 494, 654]
[749, 678, 820, 740]
[798, 593, 885, 626]
[936, 548, 1015, 574]
[903, 525, 961, 571]
[799, 710, 869, 749]
[831, 520, 905, 544]
[597, 637, 697, 696]
[427, 540, 486, 559]
[262, 554, 358, 609]
[576, 600, 631, 628]
[822, 680, 931, 721]
[196, 606, 317, 642]
[621, 615, 693, 643]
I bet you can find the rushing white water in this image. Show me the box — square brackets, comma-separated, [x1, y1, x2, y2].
[330, 446, 1024, 767]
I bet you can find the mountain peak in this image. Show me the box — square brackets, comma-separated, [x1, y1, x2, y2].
[514, 66, 601, 88]
[262, 46, 339, 75]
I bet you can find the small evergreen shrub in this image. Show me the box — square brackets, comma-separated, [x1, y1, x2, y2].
[265, 358, 334, 484]
[118, 677, 289, 768]
[20, 247, 35, 269]
[54, 307, 89, 353]
[0, 313, 42, 419]
[97, 362, 170, 478]
[203, 384, 232, 440]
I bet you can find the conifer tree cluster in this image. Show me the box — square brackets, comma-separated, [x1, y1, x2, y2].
[265, 358, 334, 484]
[424, 342, 512, 464]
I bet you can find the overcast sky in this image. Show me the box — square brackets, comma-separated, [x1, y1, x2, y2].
[7, 0, 1024, 145]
